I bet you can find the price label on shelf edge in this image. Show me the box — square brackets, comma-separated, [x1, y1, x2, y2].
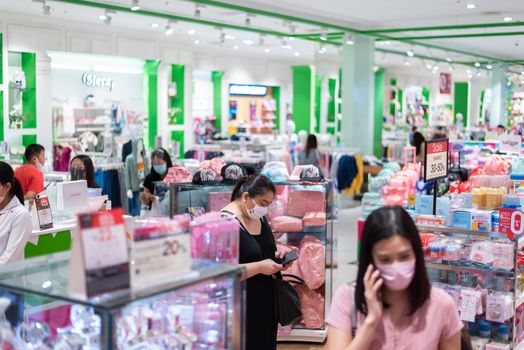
[424, 138, 449, 182]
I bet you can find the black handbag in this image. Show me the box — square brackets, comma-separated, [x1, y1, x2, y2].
[273, 273, 304, 326]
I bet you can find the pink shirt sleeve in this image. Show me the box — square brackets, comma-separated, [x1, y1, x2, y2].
[326, 284, 352, 332]
[436, 288, 464, 340]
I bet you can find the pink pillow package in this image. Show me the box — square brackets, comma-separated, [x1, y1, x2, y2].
[287, 190, 326, 217]
[298, 236, 325, 290]
[303, 212, 326, 227]
[271, 216, 303, 232]
[208, 192, 232, 212]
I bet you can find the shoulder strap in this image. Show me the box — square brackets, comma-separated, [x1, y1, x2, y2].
[221, 210, 266, 259]
[349, 282, 357, 335]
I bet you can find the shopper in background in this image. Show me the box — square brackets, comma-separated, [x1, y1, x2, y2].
[14, 143, 46, 200]
[410, 126, 425, 161]
[140, 148, 172, 207]
[70, 155, 101, 190]
[0, 162, 32, 264]
[298, 134, 320, 166]
[221, 175, 284, 350]
[326, 206, 462, 350]
[433, 126, 448, 139]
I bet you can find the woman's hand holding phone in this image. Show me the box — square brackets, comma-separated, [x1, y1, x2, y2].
[363, 264, 383, 326]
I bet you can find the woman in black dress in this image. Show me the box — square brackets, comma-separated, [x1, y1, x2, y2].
[222, 175, 285, 350]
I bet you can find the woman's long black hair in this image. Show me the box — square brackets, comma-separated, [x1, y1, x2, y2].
[304, 134, 318, 158]
[231, 174, 276, 202]
[149, 148, 173, 181]
[70, 155, 99, 189]
[0, 161, 24, 203]
[355, 206, 430, 316]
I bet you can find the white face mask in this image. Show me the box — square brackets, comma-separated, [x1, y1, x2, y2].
[245, 196, 268, 219]
[34, 158, 44, 172]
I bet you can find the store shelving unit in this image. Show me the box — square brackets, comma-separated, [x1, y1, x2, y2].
[0, 253, 244, 349]
[417, 224, 524, 349]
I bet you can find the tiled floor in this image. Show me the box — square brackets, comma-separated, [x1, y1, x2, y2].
[277, 205, 361, 350]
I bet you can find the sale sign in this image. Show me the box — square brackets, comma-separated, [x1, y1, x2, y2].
[499, 208, 524, 240]
[424, 138, 449, 182]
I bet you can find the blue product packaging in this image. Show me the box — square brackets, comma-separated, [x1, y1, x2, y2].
[451, 210, 472, 230]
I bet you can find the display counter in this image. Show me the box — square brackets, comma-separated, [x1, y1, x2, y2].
[0, 253, 243, 349]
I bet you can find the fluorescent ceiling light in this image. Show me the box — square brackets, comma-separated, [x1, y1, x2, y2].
[264, 48, 270, 53]
[426, 64, 432, 69]
[504, 17, 513, 22]
[289, 37, 295, 41]
[486, 64, 493, 70]
[474, 62, 480, 67]
[225, 34, 235, 40]
[151, 23, 159, 28]
[406, 49, 414, 57]
[242, 39, 254, 45]
[131, 0, 140, 11]
[466, 3, 476, 9]
[294, 52, 300, 57]
[99, 14, 108, 20]
[384, 41, 391, 45]
[165, 25, 174, 36]
[446, 57, 452, 62]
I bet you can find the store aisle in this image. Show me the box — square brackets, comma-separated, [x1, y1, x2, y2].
[278, 205, 361, 350]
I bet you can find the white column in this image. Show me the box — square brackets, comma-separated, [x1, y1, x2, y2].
[157, 62, 169, 148]
[468, 78, 482, 127]
[489, 63, 508, 127]
[36, 52, 52, 154]
[340, 34, 375, 154]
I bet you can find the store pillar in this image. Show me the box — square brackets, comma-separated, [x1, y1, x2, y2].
[36, 53, 52, 154]
[468, 78, 482, 126]
[340, 34, 376, 155]
[490, 63, 508, 127]
[292, 65, 315, 133]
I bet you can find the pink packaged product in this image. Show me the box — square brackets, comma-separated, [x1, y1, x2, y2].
[163, 166, 192, 183]
[271, 216, 303, 232]
[493, 243, 514, 270]
[199, 157, 227, 180]
[486, 293, 514, 323]
[190, 213, 240, 264]
[298, 236, 325, 289]
[267, 198, 287, 221]
[193, 300, 227, 347]
[303, 212, 327, 227]
[208, 191, 232, 212]
[295, 285, 325, 329]
[287, 190, 326, 217]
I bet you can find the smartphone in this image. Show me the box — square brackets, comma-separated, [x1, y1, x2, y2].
[281, 250, 299, 265]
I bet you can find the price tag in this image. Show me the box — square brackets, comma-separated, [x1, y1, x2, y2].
[499, 134, 522, 155]
[424, 138, 449, 182]
[459, 289, 481, 322]
[35, 195, 53, 230]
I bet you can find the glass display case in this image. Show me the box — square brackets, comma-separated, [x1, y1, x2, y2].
[0, 252, 243, 349]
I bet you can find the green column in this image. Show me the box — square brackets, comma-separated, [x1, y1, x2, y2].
[0, 34, 2, 142]
[211, 71, 224, 132]
[454, 82, 469, 126]
[314, 74, 322, 133]
[374, 69, 385, 158]
[327, 78, 336, 123]
[422, 87, 430, 122]
[21, 52, 36, 129]
[292, 65, 314, 133]
[272, 86, 281, 132]
[143, 60, 160, 150]
[171, 64, 185, 125]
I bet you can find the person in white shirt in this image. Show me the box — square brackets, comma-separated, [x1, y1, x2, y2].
[0, 161, 32, 264]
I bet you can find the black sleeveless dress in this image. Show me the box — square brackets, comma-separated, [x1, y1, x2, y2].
[224, 212, 278, 350]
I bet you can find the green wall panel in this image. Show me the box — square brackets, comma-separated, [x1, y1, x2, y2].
[211, 71, 224, 132]
[144, 60, 160, 150]
[171, 130, 184, 159]
[454, 82, 469, 126]
[292, 66, 313, 133]
[374, 69, 385, 158]
[21, 52, 36, 129]
[22, 134, 37, 147]
[171, 64, 185, 126]
[314, 74, 322, 133]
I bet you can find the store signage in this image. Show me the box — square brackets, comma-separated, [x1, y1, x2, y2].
[439, 73, 452, 94]
[69, 209, 130, 298]
[499, 208, 523, 240]
[229, 84, 267, 96]
[81, 72, 115, 91]
[499, 134, 521, 154]
[424, 138, 449, 182]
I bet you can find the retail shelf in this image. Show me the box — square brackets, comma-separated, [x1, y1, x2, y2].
[417, 225, 510, 239]
[425, 262, 514, 277]
[277, 328, 327, 343]
[75, 126, 107, 132]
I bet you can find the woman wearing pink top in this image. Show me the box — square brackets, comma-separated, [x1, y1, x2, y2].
[327, 206, 462, 349]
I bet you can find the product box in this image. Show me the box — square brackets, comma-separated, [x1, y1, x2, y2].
[451, 209, 493, 232]
[415, 195, 451, 225]
[451, 210, 472, 230]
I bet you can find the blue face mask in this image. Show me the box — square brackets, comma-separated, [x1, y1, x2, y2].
[153, 164, 167, 175]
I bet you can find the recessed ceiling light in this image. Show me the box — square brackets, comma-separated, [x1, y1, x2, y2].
[426, 64, 433, 70]
[504, 17, 513, 22]
[346, 33, 354, 45]
[264, 48, 270, 53]
[446, 57, 452, 62]
[194, 39, 200, 44]
[99, 14, 108, 20]
[289, 37, 295, 41]
[151, 23, 159, 28]
[486, 64, 493, 70]
[476, 71, 482, 77]
[466, 69, 472, 74]
[188, 29, 197, 35]
[403, 59, 410, 66]
[384, 41, 391, 45]
[294, 52, 300, 57]
[225, 34, 235, 40]
[468, 74, 473, 79]
[233, 45, 239, 50]
[406, 49, 415, 57]
[474, 62, 480, 67]
[448, 65, 453, 72]
[433, 65, 439, 71]
[466, 3, 476, 9]
[242, 39, 254, 45]
[131, 0, 141, 11]
[165, 25, 174, 36]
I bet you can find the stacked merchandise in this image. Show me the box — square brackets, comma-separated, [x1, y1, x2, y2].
[267, 180, 332, 342]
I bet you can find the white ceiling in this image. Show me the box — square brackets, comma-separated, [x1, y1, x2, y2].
[0, 0, 523, 73]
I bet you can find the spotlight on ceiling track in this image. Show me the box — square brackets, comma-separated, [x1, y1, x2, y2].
[320, 28, 328, 42]
[131, 0, 140, 11]
[474, 62, 481, 67]
[406, 49, 415, 57]
[318, 44, 327, 54]
[448, 65, 453, 72]
[42, 1, 51, 15]
[446, 57, 452, 62]
[503, 17, 513, 22]
[194, 4, 204, 18]
[403, 59, 410, 66]
[165, 22, 174, 36]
